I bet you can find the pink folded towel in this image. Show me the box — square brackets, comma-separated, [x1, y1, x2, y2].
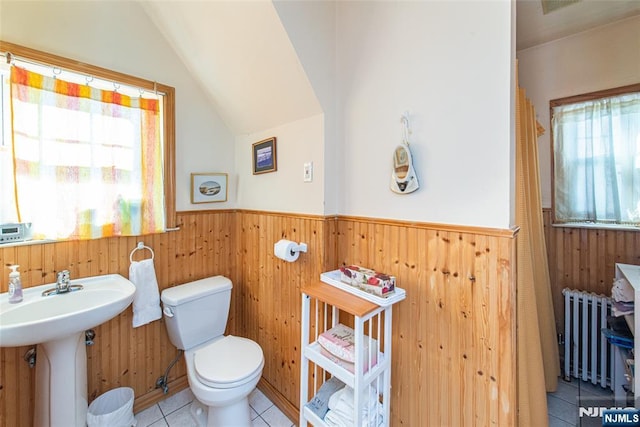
[318, 323, 378, 369]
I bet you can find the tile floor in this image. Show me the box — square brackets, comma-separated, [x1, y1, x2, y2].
[547, 378, 615, 427]
[136, 376, 614, 427]
[134, 387, 295, 427]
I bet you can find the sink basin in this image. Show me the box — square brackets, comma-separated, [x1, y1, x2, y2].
[0, 273, 136, 426]
[0, 273, 135, 347]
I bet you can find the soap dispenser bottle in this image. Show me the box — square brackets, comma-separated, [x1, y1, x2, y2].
[8, 265, 23, 303]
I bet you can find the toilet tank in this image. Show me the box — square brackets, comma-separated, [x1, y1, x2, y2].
[161, 276, 232, 350]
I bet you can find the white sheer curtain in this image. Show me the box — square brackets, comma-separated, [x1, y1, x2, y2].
[553, 92, 640, 225]
[8, 67, 165, 240]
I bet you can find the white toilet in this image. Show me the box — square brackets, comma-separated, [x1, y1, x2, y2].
[161, 276, 264, 427]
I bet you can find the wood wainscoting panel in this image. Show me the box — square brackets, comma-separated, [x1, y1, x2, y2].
[237, 211, 336, 413]
[336, 217, 517, 426]
[0, 210, 516, 427]
[0, 211, 236, 427]
[543, 208, 640, 332]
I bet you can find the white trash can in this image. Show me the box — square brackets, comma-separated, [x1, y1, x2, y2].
[86, 387, 136, 427]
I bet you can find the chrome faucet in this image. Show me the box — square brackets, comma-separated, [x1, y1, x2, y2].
[42, 270, 83, 296]
[56, 270, 71, 293]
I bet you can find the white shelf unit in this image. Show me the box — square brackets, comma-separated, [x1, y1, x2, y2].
[299, 274, 405, 427]
[612, 263, 640, 407]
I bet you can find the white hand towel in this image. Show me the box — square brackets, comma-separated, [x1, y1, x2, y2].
[325, 408, 383, 427]
[324, 410, 350, 427]
[328, 387, 347, 410]
[129, 258, 162, 328]
[325, 386, 382, 426]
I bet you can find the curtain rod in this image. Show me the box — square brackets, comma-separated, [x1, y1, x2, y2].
[0, 51, 166, 97]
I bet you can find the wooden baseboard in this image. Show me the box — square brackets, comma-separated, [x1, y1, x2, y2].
[257, 378, 299, 425]
[133, 376, 189, 414]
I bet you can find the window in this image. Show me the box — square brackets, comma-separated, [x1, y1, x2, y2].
[0, 41, 176, 241]
[551, 84, 640, 228]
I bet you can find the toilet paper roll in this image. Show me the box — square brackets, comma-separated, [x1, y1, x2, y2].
[274, 239, 300, 262]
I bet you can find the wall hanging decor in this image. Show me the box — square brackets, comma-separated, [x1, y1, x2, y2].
[252, 137, 277, 174]
[390, 113, 419, 194]
[191, 173, 228, 203]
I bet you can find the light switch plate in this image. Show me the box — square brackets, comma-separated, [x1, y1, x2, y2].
[303, 162, 313, 182]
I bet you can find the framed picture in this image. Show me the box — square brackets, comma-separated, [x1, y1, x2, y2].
[252, 137, 277, 174]
[191, 173, 228, 203]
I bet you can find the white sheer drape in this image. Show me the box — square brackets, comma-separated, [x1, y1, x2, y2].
[553, 92, 640, 225]
[9, 67, 165, 240]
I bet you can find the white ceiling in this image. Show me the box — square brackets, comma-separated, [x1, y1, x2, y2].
[140, 0, 640, 135]
[516, 0, 640, 50]
[141, 0, 321, 135]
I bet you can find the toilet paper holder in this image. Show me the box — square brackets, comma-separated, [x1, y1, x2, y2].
[289, 242, 307, 255]
[274, 239, 307, 262]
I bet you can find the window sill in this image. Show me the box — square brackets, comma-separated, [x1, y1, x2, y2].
[0, 239, 57, 248]
[0, 228, 181, 248]
[551, 222, 640, 232]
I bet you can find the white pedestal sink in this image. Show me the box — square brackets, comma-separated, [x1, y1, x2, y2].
[0, 274, 136, 427]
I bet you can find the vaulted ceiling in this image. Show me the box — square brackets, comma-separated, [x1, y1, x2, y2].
[141, 1, 322, 135]
[142, 1, 640, 136]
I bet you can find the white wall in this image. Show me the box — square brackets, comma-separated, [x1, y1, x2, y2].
[0, 0, 236, 212]
[2, 1, 518, 228]
[517, 15, 640, 208]
[273, 0, 339, 215]
[235, 114, 325, 215]
[335, 1, 514, 228]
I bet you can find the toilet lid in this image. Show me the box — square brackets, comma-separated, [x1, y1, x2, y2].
[194, 336, 264, 389]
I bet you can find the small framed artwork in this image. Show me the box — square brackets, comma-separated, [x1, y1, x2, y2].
[252, 137, 277, 174]
[191, 173, 228, 204]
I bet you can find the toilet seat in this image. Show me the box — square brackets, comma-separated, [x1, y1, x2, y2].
[193, 335, 264, 389]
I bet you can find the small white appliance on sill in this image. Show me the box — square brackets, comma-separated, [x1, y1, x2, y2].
[0, 222, 33, 244]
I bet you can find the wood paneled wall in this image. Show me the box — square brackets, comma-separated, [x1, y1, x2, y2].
[0, 211, 237, 427]
[236, 212, 517, 425]
[0, 210, 517, 427]
[336, 217, 517, 426]
[236, 211, 337, 421]
[543, 209, 640, 332]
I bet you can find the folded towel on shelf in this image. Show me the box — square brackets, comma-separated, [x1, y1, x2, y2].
[324, 409, 384, 427]
[305, 377, 345, 419]
[320, 347, 377, 374]
[318, 323, 378, 365]
[329, 386, 378, 414]
[328, 387, 350, 412]
[612, 300, 635, 317]
[612, 277, 635, 302]
[324, 386, 383, 427]
[324, 410, 351, 427]
[129, 258, 162, 328]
